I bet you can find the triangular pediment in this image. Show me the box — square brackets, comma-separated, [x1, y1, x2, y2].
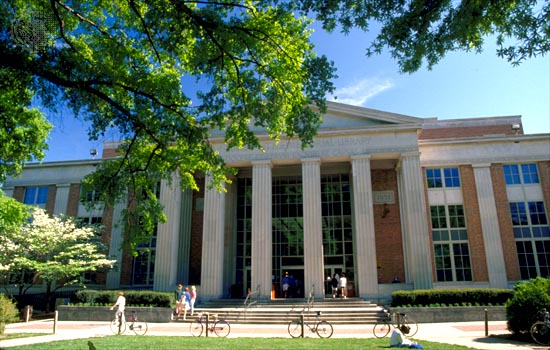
[319, 101, 423, 130]
[210, 101, 424, 136]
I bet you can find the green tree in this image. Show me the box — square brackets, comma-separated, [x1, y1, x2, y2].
[0, 192, 32, 294]
[1, 1, 547, 252]
[294, 0, 550, 72]
[0, 208, 116, 312]
[0, 68, 52, 183]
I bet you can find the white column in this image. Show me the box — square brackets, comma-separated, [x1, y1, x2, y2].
[351, 155, 378, 298]
[222, 180, 237, 298]
[473, 164, 508, 288]
[177, 189, 193, 284]
[399, 152, 433, 289]
[302, 158, 324, 298]
[251, 160, 272, 299]
[154, 174, 182, 291]
[200, 174, 226, 299]
[106, 200, 127, 289]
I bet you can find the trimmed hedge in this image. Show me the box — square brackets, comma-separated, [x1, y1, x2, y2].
[75, 290, 172, 307]
[391, 288, 513, 307]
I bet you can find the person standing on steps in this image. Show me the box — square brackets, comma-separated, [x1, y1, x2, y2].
[181, 287, 191, 320]
[174, 283, 184, 317]
[339, 273, 347, 299]
[331, 274, 339, 298]
[282, 272, 290, 298]
[189, 285, 197, 316]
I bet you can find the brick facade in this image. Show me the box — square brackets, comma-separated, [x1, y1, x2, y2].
[372, 169, 405, 283]
[491, 163, 521, 281]
[460, 165, 489, 282]
[419, 124, 522, 140]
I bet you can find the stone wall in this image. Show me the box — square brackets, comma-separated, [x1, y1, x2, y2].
[392, 306, 506, 323]
[57, 306, 172, 323]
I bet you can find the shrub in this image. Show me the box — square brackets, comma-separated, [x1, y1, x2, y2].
[506, 277, 550, 335]
[0, 294, 19, 334]
[75, 290, 172, 307]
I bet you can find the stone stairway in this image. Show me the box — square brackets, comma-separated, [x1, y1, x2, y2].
[174, 298, 386, 325]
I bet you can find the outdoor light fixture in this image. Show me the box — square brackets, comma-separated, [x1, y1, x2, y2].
[90, 149, 98, 158]
[511, 124, 521, 134]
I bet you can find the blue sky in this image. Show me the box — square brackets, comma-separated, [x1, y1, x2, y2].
[43, 24, 549, 162]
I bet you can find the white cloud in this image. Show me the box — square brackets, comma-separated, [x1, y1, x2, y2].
[329, 77, 394, 106]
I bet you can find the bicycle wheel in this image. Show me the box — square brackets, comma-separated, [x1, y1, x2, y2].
[189, 320, 203, 337]
[373, 321, 391, 338]
[315, 320, 333, 338]
[531, 321, 550, 346]
[213, 319, 230, 337]
[110, 318, 126, 335]
[288, 320, 303, 338]
[401, 316, 418, 337]
[130, 320, 148, 335]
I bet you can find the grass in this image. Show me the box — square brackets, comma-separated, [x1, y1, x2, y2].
[3, 335, 476, 350]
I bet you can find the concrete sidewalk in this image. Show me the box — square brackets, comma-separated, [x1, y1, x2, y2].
[0, 319, 541, 349]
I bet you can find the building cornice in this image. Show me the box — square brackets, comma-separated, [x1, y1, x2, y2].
[419, 133, 550, 146]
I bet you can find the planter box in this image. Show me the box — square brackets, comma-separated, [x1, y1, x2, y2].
[392, 306, 506, 323]
[57, 305, 172, 323]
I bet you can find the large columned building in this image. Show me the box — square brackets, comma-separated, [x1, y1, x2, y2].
[3, 101, 550, 302]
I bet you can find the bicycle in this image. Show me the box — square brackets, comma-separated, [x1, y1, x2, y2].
[190, 312, 231, 337]
[110, 310, 148, 335]
[373, 308, 418, 338]
[288, 310, 334, 338]
[530, 308, 550, 345]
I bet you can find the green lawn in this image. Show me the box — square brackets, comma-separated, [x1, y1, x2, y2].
[3, 335, 476, 350]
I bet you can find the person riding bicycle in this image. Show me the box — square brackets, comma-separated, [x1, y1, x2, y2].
[110, 291, 126, 323]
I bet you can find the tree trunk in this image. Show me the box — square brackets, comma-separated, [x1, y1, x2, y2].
[45, 281, 52, 313]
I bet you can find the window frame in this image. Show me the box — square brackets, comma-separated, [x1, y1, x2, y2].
[503, 163, 540, 185]
[426, 167, 461, 189]
[510, 200, 550, 279]
[430, 204, 472, 282]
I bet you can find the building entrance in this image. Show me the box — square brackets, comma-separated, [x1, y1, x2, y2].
[279, 267, 304, 298]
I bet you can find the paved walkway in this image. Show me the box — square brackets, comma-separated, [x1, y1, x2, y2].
[0, 319, 542, 349]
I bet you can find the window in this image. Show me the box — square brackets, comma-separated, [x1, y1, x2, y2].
[23, 186, 48, 207]
[510, 201, 550, 279]
[503, 164, 539, 185]
[77, 216, 103, 226]
[426, 168, 461, 188]
[130, 182, 160, 286]
[431, 205, 472, 282]
[81, 189, 103, 203]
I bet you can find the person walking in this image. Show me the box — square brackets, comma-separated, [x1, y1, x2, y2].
[174, 283, 184, 317]
[282, 272, 290, 298]
[339, 273, 347, 299]
[110, 291, 126, 323]
[180, 287, 191, 320]
[189, 285, 197, 316]
[331, 274, 339, 298]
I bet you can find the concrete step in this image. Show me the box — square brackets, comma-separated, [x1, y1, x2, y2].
[174, 298, 386, 325]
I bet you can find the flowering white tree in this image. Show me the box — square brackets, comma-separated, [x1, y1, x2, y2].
[0, 208, 116, 311]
